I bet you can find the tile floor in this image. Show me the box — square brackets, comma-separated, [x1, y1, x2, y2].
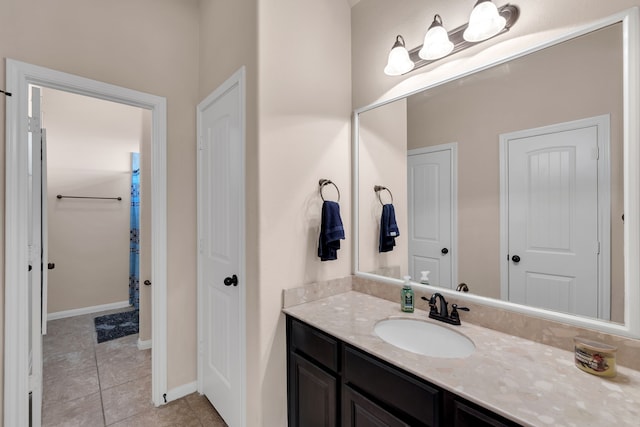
[42, 308, 227, 426]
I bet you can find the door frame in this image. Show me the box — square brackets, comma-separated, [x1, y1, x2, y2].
[196, 66, 247, 426]
[407, 143, 458, 288]
[4, 59, 169, 426]
[499, 115, 612, 319]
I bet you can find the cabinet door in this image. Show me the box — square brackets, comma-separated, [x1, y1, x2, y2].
[289, 353, 337, 427]
[342, 386, 411, 427]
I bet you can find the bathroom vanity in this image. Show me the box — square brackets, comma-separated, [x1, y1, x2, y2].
[287, 315, 518, 426]
[283, 291, 640, 427]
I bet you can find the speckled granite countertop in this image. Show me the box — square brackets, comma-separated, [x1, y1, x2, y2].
[283, 291, 640, 427]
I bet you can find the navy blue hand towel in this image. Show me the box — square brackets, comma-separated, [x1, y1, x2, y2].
[379, 203, 400, 253]
[318, 201, 345, 261]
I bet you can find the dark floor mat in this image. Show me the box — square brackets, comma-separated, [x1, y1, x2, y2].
[94, 309, 139, 343]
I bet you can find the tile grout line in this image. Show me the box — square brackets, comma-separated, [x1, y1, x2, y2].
[92, 313, 108, 427]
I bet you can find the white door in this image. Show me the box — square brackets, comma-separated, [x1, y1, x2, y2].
[197, 69, 245, 427]
[28, 86, 46, 427]
[504, 119, 606, 317]
[407, 146, 456, 288]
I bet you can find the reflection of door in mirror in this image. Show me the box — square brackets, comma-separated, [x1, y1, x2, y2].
[407, 145, 456, 289]
[501, 116, 611, 320]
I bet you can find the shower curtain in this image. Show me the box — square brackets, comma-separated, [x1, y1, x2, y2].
[129, 153, 140, 309]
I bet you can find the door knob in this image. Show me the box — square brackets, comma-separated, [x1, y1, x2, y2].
[511, 255, 521, 263]
[47, 263, 55, 270]
[224, 274, 238, 287]
[441, 248, 449, 255]
[144, 280, 151, 286]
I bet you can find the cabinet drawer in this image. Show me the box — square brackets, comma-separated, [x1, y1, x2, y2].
[444, 393, 522, 427]
[289, 317, 339, 372]
[343, 345, 440, 426]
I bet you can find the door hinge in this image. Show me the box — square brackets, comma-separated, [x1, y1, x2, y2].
[198, 137, 205, 151]
[28, 117, 41, 132]
[198, 238, 204, 253]
[596, 241, 601, 255]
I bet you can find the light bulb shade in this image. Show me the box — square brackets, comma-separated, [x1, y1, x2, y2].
[384, 35, 415, 76]
[463, 0, 507, 42]
[418, 14, 454, 60]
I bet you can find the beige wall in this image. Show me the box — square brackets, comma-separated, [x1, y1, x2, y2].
[358, 99, 408, 278]
[405, 24, 624, 320]
[257, 0, 352, 425]
[1, 0, 200, 420]
[43, 88, 143, 313]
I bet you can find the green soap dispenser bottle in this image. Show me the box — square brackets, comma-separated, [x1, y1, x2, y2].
[401, 275, 414, 313]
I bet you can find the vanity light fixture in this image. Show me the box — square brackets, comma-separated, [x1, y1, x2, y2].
[384, 35, 415, 76]
[384, 3, 519, 76]
[419, 14, 454, 60]
[463, 0, 507, 42]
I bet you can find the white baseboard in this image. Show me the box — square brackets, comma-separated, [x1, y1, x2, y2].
[164, 381, 197, 403]
[137, 338, 152, 350]
[48, 300, 131, 321]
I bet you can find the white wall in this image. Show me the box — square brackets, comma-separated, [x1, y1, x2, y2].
[43, 88, 144, 314]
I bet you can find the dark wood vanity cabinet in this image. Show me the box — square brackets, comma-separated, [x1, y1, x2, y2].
[286, 316, 520, 427]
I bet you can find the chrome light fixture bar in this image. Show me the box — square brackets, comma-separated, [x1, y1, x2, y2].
[384, 3, 519, 76]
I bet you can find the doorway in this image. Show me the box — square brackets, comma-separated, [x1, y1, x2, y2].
[4, 59, 168, 427]
[499, 115, 611, 319]
[38, 86, 152, 425]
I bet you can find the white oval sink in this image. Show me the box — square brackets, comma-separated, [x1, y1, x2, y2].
[374, 318, 475, 358]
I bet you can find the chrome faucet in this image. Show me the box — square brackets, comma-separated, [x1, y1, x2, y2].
[421, 293, 469, 326]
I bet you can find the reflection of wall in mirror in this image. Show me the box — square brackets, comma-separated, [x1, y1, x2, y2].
[406, 24, 624, 322]
[359, 99, 408, 278]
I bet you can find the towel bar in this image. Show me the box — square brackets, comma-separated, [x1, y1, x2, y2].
[319, 179, 340, 202]
[57, 194, 122, 201]
[374, 185, 394, 205]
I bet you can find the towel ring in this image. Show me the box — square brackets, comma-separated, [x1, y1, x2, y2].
[374, 185, 393, 205]
[319, 179, 340, 202]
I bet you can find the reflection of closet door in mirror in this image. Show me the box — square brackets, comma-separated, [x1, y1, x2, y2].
[408, 145, 456, 288]
[503, 116, 610, 319]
